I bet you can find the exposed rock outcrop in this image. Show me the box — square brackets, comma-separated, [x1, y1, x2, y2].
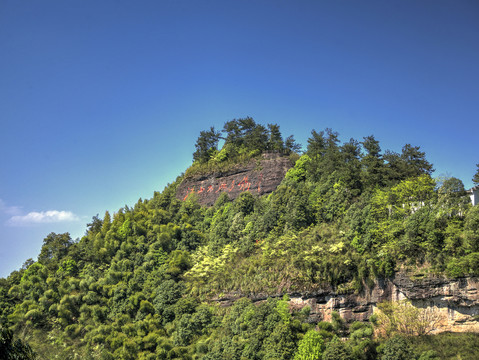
[180, 153, 479, 333]
[177, 152, 293, 206]
[213, 272, 479, 333]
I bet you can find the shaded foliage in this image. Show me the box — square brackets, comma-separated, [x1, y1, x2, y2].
[0, 120, 475, 359]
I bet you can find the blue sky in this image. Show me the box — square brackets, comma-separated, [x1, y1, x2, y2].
[1, 0, 478, 277]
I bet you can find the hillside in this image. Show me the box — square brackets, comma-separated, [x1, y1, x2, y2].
[1, 118, 479, 360]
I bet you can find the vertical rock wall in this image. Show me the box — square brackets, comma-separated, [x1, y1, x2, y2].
[214, 273, 479, 333]
[177, 153, 293, 206]
[288, 273, 479, 333]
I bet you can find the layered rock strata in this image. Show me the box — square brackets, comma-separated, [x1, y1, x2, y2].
[177, 152, 293, 206]
[214, 272, 479, 333]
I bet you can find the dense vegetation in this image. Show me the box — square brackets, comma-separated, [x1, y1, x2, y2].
[186, 118, 300, 177]
[1, 118, 478, 359]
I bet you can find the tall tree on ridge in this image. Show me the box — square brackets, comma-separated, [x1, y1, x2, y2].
[361, 135, 384, 190]
[193, 126, 221, 163]
[267, 123, 284, 151]
[473, 163, 479, 186]
[400, 144, 434, 177]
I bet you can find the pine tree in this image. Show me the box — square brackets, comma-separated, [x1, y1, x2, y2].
[473, 163, 479, 186]
[193, 126, 221, 163]
[361, 135, 384, 189]
[267, 123, 284, 151]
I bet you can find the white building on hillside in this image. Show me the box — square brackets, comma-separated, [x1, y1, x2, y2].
[468, 186, 479, 206]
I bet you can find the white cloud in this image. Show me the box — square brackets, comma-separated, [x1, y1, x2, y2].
[7, 210, 80, 226]
[0, 199, 22, 216]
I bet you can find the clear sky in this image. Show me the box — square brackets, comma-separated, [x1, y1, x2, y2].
[1, 0, 478, 277]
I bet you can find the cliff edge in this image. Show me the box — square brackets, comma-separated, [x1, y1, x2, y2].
[177, 152, 293, 206]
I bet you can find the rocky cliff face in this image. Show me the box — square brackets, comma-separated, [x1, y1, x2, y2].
[177, 152, 293, 206]
[215, 272, 479, 333]
[180, 154, 479, 333]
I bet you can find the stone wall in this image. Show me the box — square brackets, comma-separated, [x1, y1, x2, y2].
[177, 152, 293, 206]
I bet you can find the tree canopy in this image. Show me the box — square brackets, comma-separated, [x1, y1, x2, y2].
[473, 163, 479, 186]
[0, 120, 477, 359]
[192, 117, 301, 165]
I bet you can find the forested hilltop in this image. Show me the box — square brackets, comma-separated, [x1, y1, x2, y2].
[2, 118, 479, 360]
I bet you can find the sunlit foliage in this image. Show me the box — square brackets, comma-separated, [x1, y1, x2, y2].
[0, 120, 476, 359]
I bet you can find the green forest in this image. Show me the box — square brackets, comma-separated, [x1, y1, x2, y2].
[1, 118, 479, 360]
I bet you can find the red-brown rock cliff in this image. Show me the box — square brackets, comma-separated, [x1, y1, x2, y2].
[177, 152, 293, 206]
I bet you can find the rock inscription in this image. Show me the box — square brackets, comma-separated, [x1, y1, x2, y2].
[177, 153, 293, 206]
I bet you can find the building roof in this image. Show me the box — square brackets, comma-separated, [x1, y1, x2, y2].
[467, 185, 479, 193]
